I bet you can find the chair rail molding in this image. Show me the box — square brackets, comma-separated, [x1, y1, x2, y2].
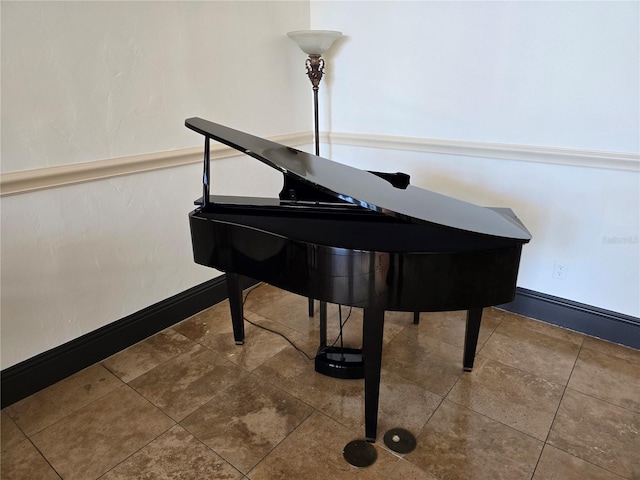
[0, 132, 312, 197]
[327, 132, 640, 172]
[2, 131, 637, 196]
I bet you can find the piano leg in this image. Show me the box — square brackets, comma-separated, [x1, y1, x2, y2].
[226, 272, 245, 345]
[319, 301, 327, 348]
[463, 307, 483, 371]
[308, 297, 314, 317]
[362, 308, 385, 442]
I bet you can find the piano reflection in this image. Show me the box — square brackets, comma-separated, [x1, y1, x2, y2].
[186, 117, 531, 444]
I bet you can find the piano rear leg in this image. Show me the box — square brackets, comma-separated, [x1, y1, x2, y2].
[226, 272, 245, 345]
[463, 307, 483, 371]
[319, 301, 327, 348]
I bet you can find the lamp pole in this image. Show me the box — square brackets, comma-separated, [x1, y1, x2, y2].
[287, 30, 342, 317]
[306, 54, 325, 156]
[287, 30, 342, 158]
[288, 30, 380, 468]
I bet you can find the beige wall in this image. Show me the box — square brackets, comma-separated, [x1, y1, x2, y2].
[2, 1, 639, 370]
[1, 1, 310, 369]
[312, 1, 640, 317]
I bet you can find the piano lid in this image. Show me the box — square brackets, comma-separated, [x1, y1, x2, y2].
[186, 117, 531, 242]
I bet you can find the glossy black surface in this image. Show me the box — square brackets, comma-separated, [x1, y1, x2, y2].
[186, 117, 531, 241]
[190, 202, 524, 311]
[314, 347, 364, 379]
[186, 118, 531, 443]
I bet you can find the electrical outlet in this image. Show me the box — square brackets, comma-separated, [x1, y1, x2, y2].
[552, 260, 568, 280]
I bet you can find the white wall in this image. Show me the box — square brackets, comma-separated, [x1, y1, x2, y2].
[2, 1, 639, 370]
[312, 1, 639, 152]
[311, 1, 640, 318]
[1, 1, 309, 369]
[328, 144, 639, 317]
[2, 1, 311, 171]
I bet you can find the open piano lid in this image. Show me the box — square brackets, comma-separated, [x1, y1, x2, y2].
[186, 117, 531, 242]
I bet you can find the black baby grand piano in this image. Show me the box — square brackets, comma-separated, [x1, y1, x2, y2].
[186, 117, 531, 449]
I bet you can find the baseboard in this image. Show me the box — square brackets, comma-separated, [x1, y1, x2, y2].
[500, 287, 640, 349]
[3, 281, 637, 408]
[0, 275, 256, 408]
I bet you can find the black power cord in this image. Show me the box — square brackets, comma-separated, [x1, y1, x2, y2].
[241, 284, 353, 361]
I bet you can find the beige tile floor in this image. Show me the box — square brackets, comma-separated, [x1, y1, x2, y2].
[2, 284, 639, 479]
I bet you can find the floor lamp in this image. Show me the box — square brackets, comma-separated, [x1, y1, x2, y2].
[288, 29, 377, 466]
[287, 30, 406, 467]
[287, 30, 342, 317]
[287, 30, 342, 158]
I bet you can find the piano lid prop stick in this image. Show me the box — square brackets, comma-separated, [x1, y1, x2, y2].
[202, 136, 211, 207]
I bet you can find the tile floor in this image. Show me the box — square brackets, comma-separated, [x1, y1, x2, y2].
[2, 284, 639, 479]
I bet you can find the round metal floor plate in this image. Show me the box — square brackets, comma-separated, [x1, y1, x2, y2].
[383, 428, 417, 454]
[343, 439, 377, 468]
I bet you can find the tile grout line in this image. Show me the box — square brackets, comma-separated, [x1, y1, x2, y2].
[528, 368, 574, 476]
[26, 437, 64, 480]
[438, 310, 561, 479]
[226, 298, 639, 479]
[9, 373, 128, 440]
[394, 313, 505, 479]
[174, 420, 247, 478]
[94, 420, 177, 480]
[1, 413, 65, 479]
[11, 290, 635, 479]
[107, 383, 179, 475]
[532, 333, 586, 479]
[244, 405, 318, 478]
[532, 337, 634, 479]
[443, 390, 549, 446]
[19, 382, 178, 480]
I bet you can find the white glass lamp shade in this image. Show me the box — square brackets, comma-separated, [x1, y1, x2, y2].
[287, 30, 342, 55]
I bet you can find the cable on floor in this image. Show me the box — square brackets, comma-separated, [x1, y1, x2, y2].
[241, 283, 354, 361]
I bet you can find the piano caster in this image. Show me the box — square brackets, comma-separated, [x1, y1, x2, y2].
[235, 341, 244, 346]
[383, 428, 416, 454]
[463, 367, 473, 372]
[343, 439, 377, 468]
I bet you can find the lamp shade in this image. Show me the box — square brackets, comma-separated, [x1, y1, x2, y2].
[287, 30, 342, 55]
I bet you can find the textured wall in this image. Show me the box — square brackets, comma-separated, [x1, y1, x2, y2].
[1, 1, 309, 369]
[1, 1, 312, 172]
[312, 1, 639, 153]
[311, 1, 640, 316]
[2, 1, 639, 370]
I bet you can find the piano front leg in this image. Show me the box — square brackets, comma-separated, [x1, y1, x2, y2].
[226, 272, 245, 345]
[362, 308, 385, 442]
[463, 307, 483, 371]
